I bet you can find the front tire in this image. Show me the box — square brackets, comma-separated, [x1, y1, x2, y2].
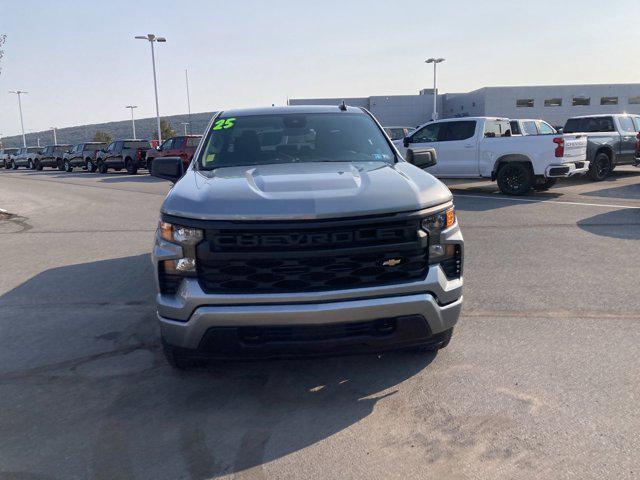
[98, 161, 108, 174]
[496, 162, 534, 196]
[87, 159, 97, 173]
[27, 160, 34, 170]
[64, 160, 73, 173]
[589, 152, 612, 181]
[57, 159, 65, 171]
[35, 161, 43, 171]
[11, 161, 18, 170]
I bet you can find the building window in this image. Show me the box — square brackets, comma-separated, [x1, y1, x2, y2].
[516, 99, 534, 107]
[472, 102, 476, 107]
[600, 96, 618, 105]
[572, 97, 591, 106]
[544, 98, 562, 107]
[629, 96, 640, 104]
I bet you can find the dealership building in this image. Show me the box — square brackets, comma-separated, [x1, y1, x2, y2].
[290, 83, 640, 129]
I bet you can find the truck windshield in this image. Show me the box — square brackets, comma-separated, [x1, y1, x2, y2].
[54, 146, 69, 152]
[84, 143, 106, 151]
[198, 113, 395, 170]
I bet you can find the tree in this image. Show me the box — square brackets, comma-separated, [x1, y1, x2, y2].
[153, 119, 176, 141]
[93, 131, 112, 143]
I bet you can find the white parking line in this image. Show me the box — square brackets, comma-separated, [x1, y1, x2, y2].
[453, 193, 640, 210]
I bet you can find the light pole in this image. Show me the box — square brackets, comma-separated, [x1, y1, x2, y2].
[9, 90, 28, 147]
[185, 69, 191, 134]
[135, 34, 166, 143]
[180, 122, 189, 135]
[125, 105, 138, 139]
[425, 58, 445, 120]
[50, 126, 58, 144]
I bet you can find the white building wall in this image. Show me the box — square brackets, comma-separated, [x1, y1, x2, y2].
[291, 83, 640, 129]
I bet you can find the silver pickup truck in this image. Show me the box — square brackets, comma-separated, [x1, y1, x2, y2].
[563, 114, 640, 180]
[150, 105, 464, 368]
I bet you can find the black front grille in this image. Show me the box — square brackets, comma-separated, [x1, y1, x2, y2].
[441, 245, 462, 279]
[195, 215, 428, 294]
[158, 264, 183, 295]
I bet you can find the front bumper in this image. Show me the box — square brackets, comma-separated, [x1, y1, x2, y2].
[153, 220, 464, 356]
[545, 160, 590, 178]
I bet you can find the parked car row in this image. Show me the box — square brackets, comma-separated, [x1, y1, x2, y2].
[390, 113, 640, 194]
[0, 135, 203, 175]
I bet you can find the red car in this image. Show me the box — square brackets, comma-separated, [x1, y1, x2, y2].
[146, 135, 202, 172]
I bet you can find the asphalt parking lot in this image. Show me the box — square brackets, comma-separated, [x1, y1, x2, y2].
[1, 167, 639, 480]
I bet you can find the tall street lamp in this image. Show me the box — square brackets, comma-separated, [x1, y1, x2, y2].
[425, 58, 445, 121]
[180, 122, 189, 136]
[125, 105, 138, 139]
[185, 69, 192, 134]
[50, 126, 58, 144]
[9, 90, 28, 147]
[135, 34, 166, 143]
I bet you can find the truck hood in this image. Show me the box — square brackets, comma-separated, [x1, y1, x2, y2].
[161, 161, 453, 221]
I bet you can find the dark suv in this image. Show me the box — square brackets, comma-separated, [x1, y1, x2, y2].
[95, 139, 152, 174]
[63, 142, 108, 172]
[146, 135, 202, 171]
[34, 145, 71, 170]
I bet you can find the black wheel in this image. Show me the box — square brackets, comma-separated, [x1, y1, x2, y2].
[64, 160, 73, 172]
[57, 159, 65, 171]
[162, 340, 195, 370]
[125, 158, 138, 175]
[589, 152, 612, 181]
[533, 177, 557, 191]
[35, 161, 43, 171]
[496, 163, 534, 195]
[27, 160, 34, 170]
[87, 159, 97, 173]
[412, 328, 454, 353]
[98, 161, 108, 174]
[11, 161, 18, 170]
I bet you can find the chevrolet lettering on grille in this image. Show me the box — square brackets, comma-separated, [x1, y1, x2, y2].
[211, 227, 415, 248]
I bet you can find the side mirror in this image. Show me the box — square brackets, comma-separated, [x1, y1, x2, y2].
[403, 136, 411, 148]
[405, 148, 437, 169]
[151, 156, 183, 182]
[556, 127, 563, 134]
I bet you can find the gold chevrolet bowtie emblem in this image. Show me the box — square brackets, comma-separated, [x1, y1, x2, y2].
[382, 258, 402, 267]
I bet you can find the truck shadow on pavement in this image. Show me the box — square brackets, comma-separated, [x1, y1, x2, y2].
[577, 208, 640, 240]
[0, 254, 435, 480]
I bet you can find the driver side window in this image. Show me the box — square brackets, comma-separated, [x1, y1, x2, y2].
[161, 139, 173, 150]
[412, 123, 441, 143]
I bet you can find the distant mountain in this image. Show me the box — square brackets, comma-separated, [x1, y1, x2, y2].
[0, 111, 217, 148]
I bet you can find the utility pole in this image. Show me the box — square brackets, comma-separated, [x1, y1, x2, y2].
[50, 126, 58, 144]
[180, 122, 189, 135]
[9, 90, 28, 147]
[425, 58, 445, 120]
[185, 69, 192, 134]
[125, 105, 138, 139]
[135, 34, 166, 143]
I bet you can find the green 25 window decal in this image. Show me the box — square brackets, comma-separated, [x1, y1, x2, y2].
[212, 117, 236, 131]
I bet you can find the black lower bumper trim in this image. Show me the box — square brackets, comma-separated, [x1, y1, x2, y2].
[170, 315, 444, 359]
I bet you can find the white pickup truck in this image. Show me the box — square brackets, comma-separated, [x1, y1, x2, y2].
[395, 117, 588, 195]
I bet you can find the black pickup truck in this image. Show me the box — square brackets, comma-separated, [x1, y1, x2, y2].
[95, 139, 152, 174]
[34, 145, 71, 170]
[63, 142, 107, 172]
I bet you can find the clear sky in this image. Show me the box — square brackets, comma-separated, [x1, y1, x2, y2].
[1, 0, 639, 136]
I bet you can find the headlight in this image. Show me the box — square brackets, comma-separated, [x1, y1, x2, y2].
[421, 207, 456, 232]
[158, 221, 203, 275]
[421, 207, 462, 277]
